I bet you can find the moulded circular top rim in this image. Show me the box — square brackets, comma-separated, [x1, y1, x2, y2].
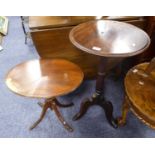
[69, 20, 151, 58]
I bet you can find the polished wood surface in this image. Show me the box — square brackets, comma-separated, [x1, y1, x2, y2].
[6, 59, 84, 132]
[146, 16, 155, 37]
[29, 16, 100, 30]
[105, 16, 141, 21]
[29, 16, 69, 29]
[69, 20, 150, 57]
[29, 16, 145, 30]
[6, 59, 84, 98]
[30, 16, 147, 79]
[118, 58, 155, 128]
[31, 28, 99, 79]
[135, 17, 155, 63]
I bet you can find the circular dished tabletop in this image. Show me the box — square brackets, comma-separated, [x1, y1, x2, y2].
[125, 63, 155, 127]
[69, 20, 150, 57]
[6, 59, 84, 98]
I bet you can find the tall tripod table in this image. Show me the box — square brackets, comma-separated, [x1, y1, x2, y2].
[69, 20, 150, 128]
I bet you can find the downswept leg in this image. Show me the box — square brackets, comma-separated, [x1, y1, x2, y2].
[72, 98, 91, 121]
[30, 99, 53, 130]
[117, 95, 130, 126]
[30, 97, 73, 132]
[54, 98, 74, 107]
[51, 102, 73, 132]
[98, 100, 118, 128]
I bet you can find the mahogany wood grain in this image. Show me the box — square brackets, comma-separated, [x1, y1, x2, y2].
[104, 16, 142, 21]
[31, 28, 99, 79]
[30, 16, 146, 79]
[6, 59, 84, 132]
[29, 16, 101, 30]
[146, 16, 155, 37]
[135, 17, 155, 63]
[6, 59, 84, 98]
[29, 16, 145, 30]
[118, 59, 155, 128]
[69, 20, 150, 57]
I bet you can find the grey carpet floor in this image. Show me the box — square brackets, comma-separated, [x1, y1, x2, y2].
[0, 16, 155, 138]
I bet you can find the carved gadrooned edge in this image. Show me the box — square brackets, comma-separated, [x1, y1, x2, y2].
[130, 107, 155, 130]
[125, 62, 155, 129]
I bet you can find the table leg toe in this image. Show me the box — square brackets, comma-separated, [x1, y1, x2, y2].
[72, 98, 91, 121]
[98, 101, 118, 128]
[30, 102, 50, 130]
[30, 99, 53, 130]
[52, 103, 73, 132]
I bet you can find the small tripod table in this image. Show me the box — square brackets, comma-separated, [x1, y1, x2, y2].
[6, 59, 84, 132]
[69, 20, 150, 128]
